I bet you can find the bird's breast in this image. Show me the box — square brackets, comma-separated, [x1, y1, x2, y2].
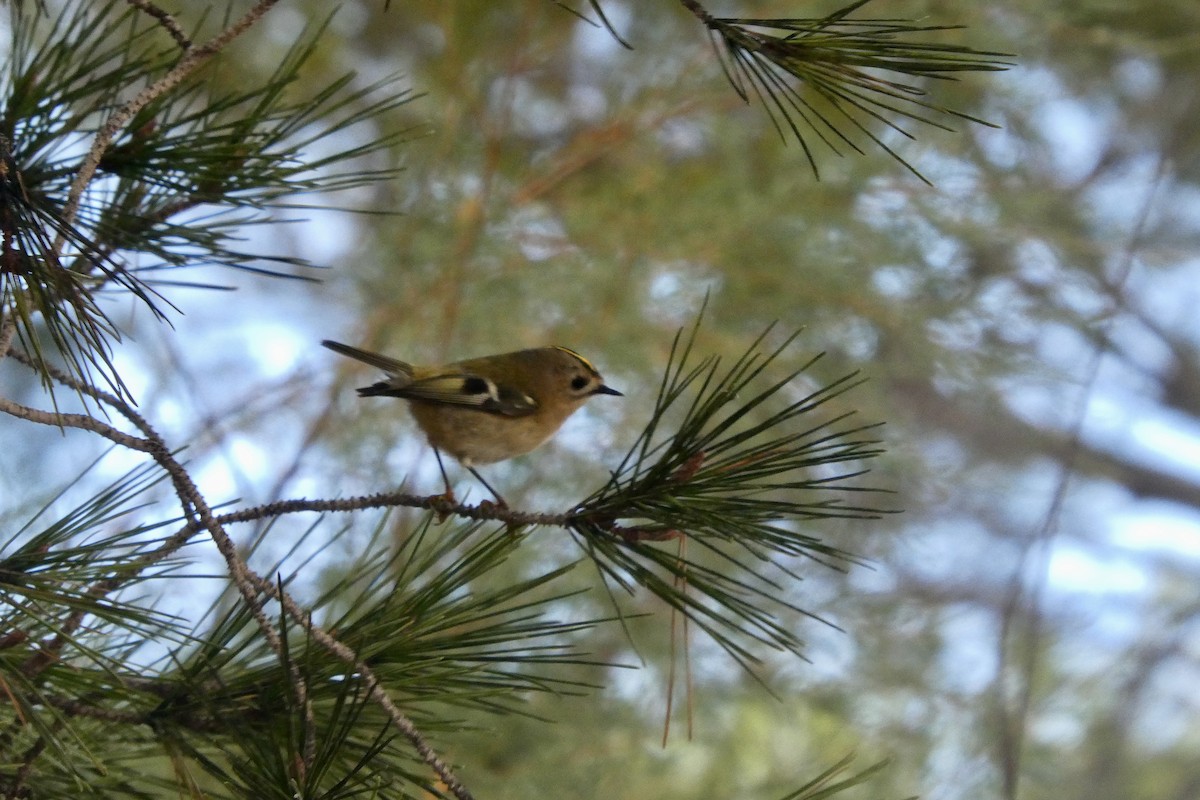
[407, 402, 567, 465]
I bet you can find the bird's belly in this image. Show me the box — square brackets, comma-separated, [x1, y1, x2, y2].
[408, 403, 554, 466]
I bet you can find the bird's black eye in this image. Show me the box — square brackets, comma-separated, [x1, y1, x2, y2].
[570, 375, 589, 391]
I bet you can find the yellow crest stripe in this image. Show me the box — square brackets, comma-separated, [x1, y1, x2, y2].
[553, 346, 598, 373]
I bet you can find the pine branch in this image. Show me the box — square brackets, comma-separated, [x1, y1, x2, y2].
[0, 392, 153, 452]
[0, 475, 612, 797]
[0, 1, 411, 403]
[560, 317, 893, 670]
[678, 0, 1013, 182]
[55, 0, 286, 242]
[0, 457, 197, 779]
[555, 0, 1011, 181]
[1, 345, 477, 800]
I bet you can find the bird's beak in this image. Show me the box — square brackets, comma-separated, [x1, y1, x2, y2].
[593, 384, 623, 397]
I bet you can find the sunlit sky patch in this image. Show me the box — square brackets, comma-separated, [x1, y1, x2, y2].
[1047, 543, 1148, 594]
[1112, 507, 1200, 560]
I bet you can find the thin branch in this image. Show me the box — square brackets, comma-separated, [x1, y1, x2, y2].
[0, 394, 153, 452]
[4, 345, 159, 436]
[205, 493, 572, 530]
[0, 315, 15, 362]
[993, 158, 1167, 800]
[202, 492, 746, 542]
[137, 433, 318, 777]
[123, 0, 191, 50]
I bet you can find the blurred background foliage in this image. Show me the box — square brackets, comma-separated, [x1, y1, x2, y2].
[2, 0, 1199, 798]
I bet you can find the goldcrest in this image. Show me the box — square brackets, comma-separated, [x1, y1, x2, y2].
[322, 340, 621, 503]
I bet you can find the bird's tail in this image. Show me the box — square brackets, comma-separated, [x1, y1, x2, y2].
[321, 340, 414, 379]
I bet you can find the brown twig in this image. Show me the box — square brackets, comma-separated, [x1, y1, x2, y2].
[124, 0, 191, 50]
[0, 315, 15, 362]
[672, 450, 706, 482]
[0, 395, 153, 452]
[119, 417, 319, 777]
[204, 492, 572, 531]
[202, 491, 701, 551]
[614, 526, 686, 542]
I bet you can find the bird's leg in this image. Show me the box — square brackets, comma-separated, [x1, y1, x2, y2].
[466, 465, 508, 509]
[431, 448, 457, 506]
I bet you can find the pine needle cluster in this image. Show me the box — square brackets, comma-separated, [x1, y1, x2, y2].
[0, 1, 411, 401]
[680, 0, 1012, 182]
[569, 317, 892, 671]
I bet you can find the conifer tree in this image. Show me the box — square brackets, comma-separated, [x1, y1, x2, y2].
[1, 2, 1015, 797]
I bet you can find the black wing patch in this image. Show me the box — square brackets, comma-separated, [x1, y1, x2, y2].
[392, 373, 538, 417]
[482, 384, 539, 416]
[462, 376, 491, 395]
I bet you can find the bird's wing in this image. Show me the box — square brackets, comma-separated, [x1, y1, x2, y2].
[401, 372, 540, 417]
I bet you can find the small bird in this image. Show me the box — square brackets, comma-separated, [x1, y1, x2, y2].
[322, 340, 622, 505]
